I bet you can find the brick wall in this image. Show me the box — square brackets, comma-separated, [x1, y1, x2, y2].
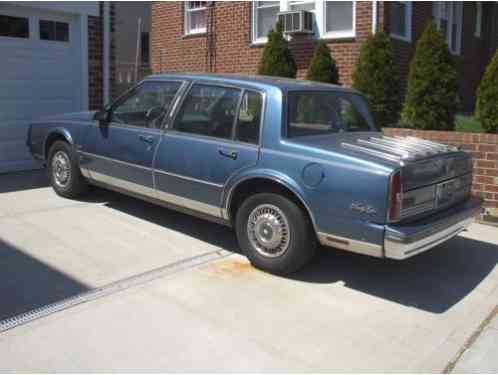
[151, 1, 373, 86]
[385, 2, 493, 113]
[383, 128, 498, 211]
[88, 13, 103, 110]
[88, 3, 117, 109]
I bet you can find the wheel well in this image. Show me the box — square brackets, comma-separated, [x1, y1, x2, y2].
[228, 178, 314, 228]
[44, 134, 68, 160]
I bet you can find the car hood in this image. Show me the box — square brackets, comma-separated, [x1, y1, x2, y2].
[40, 111, 97, 122]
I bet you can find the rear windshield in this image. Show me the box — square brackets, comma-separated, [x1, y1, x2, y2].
[286, 91, 377, 138]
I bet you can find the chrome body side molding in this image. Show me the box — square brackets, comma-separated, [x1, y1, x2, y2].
[318, 232, 383, 258]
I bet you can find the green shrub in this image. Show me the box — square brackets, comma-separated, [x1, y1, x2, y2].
[401, 22, 458, 130]
[305, 40, 339, 84]
[352, 32, 401, 127]
[257, 21, 297, 78]
[476, 50, 498, 133]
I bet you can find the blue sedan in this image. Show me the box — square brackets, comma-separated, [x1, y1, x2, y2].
[28, 73, 481, 274]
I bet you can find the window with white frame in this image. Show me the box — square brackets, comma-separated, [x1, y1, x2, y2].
[251, 1, 356, 43]
[390, 1, 412, 42]
[475, 2, 482, 38]
[324, 1, 355, 38]
[252, 1, 280, 43]
[433, 2, 463, 54]
[185, 1, 207, 35]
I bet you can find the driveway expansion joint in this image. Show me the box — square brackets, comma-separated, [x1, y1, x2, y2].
[0, 249, 232, 334]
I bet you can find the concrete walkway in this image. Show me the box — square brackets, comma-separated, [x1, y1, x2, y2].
[0, 171, 497, 372]
[452, 308, 498, 373]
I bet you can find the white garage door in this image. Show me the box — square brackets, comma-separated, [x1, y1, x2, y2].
[0, 5, 82, 173]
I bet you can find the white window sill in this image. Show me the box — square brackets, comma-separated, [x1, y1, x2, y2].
[185, 28, 207, 36]
[320, 31, 355, 40]
[390, 33, 411, 43]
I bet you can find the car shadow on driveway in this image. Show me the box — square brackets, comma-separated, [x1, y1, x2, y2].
[0, 239, 89, 321]
[104, 193, 498, 314]
[292, 234, 498, 313]
[0, 169, 49, 194]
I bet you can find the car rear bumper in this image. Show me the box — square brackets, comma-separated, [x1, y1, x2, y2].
[384, 197, 482, 260]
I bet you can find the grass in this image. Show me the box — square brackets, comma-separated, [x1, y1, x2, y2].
[455, 115, 483, 133]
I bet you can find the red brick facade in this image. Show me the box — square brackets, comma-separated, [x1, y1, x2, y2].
[88, 3, 117, 110]
[151, 1, 373, 86]
[384, 128, 498, 210]
[151, 1, 497, 112]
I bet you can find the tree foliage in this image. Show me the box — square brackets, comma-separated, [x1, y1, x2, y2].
[401, 22, 458, 130]
[476, 49, 498, 133]
[352, 32, 401, 127]
[257, 21, 297, 78]
[305, 40, 339, 84]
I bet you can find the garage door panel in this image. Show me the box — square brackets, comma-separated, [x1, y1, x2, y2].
[0, 6, 81, 172]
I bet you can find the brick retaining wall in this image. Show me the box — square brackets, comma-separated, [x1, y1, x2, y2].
[383, 128, 498, 213]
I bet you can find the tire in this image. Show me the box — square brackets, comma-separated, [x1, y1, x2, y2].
[47, 140, 87, 198]
[235, 193, 317, 275]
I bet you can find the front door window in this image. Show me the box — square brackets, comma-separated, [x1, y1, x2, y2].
[110, 81, 183, 128]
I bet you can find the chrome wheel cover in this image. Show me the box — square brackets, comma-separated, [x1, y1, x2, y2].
[247, 204, 290, 258]
[52, 151, 71, 188]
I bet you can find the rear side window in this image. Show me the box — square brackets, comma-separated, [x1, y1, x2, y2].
[174, 84, 241, 140]
[287, 91, 376, 138]
[0, 15, 29, 38]
[235, 90, 263, 145]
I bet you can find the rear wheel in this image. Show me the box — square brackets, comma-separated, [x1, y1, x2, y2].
[235, 193, 316, 275]
[48, 141, 87, 198]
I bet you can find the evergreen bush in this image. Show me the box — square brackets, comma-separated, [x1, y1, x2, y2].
[352, 32, 401, 127]
[305, 40, 339, 84]
[401, 22, 458, 130]
[257, 21, 297, 78]
[476, 50, 498, 133]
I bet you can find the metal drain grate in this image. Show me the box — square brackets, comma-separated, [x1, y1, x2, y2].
[0, 249, 230, 334]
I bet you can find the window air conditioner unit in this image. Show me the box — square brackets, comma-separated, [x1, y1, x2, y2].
[278, 10, 313, 34]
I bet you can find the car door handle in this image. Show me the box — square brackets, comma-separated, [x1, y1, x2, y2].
[218, 149, 238, 160]
[139, 135, 154, 144]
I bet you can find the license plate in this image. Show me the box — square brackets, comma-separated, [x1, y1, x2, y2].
[436, 177, 463, 207]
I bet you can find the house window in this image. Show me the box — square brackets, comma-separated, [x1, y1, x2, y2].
[475, 2, 482, 38]
[289, 0, 315, 12]
[40, 20, 69, 42]
[0, 15, 29, 38]
[252, 1, 280, 43]
[324, 1, 355, 38]
[141, 32, 149, 65]
[390, 2, 412, 42]
[185, 1, 207, 35]
[433, 2, 463, 55]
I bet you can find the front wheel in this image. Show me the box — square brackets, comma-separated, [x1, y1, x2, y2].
[48, 141, 87, 198]
[235, 193, 317, 275]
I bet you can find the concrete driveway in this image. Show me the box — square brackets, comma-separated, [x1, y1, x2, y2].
[0, 171, 497, 372]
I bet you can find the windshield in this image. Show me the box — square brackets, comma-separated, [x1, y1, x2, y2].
[286, 91, 378, 138]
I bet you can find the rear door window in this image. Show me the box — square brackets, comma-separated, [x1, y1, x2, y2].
[235, 90, 263, 145]
[173, 84, 241, 140]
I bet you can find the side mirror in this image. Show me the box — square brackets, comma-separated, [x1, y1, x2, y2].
[94, 110, 109, 124]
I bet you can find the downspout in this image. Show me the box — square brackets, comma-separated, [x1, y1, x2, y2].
[372, 0, 378, 34]
[103, 1, 110, 106]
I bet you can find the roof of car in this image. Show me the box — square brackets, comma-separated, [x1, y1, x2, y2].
[145, 72, 359, 93]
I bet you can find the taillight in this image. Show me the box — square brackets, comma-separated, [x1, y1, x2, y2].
[388, 170, 403, 223]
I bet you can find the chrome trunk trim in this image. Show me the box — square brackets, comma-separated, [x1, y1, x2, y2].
[342, 135, 458, 165]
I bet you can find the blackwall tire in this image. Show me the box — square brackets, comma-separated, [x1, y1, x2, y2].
[48, 141, 87, 199]
[235, 193, 317, 275]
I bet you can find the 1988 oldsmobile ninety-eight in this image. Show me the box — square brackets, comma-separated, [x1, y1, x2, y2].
[28, 74, 481, 275]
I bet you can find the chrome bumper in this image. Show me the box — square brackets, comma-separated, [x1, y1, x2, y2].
[384, 198, 481, 260]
